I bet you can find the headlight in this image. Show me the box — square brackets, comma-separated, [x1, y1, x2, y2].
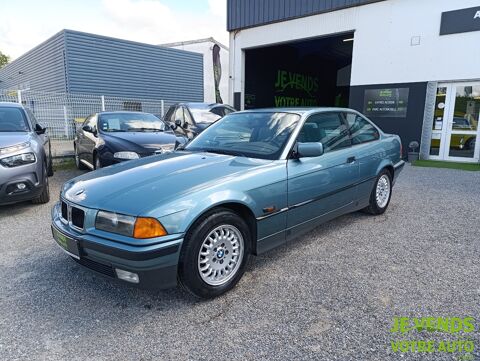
[114, 151, 139, 160]
[0, 152, 36, 167]
[158, 144, 175, 153]
[0, 142, 30, 155]
[95, 210, 167, 239]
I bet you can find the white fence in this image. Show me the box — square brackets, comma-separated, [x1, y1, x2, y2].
[0, 89, 176, 141]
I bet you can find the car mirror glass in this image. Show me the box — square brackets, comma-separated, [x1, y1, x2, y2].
[297, 142, 324, 158]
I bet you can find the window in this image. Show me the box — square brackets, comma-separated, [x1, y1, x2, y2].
[174, 107, 185, 123]
[164, 107, 175, 123]
[123, 101, 142, 112]
[299, 112, 351, 153]
[24, 108, 38, 128]
[184, 108, 194, 124]
[0, 107, 29, 132]
[344, 113, 380, 145]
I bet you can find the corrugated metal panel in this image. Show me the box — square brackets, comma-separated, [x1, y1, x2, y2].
[227, 0, 385, 30]
[64, 30, 204, 102]
[0, 31, 67, 91]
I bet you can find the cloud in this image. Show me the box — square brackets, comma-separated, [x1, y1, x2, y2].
[1, 0, 229, 60]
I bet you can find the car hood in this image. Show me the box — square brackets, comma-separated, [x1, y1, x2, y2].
[102, 131, 178, 151]
[63, 151, 272, 215]
[0, 132, 32, 149]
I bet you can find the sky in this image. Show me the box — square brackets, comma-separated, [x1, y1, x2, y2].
[0, 0, 228, 60]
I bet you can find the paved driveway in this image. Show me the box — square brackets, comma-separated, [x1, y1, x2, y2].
[0, 165, 479, 360]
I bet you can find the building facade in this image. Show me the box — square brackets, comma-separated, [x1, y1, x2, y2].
[162, 38, 229, 105]
[227, 0, 480, 163]
[0, 30, 204, 103]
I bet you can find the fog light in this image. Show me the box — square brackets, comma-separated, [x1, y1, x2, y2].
[17, 183, 26, 190]
[115, 268, 139, 284]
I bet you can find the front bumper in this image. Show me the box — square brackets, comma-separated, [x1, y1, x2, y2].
[0, 161, 44, 205]
[51, 203, 183, 289]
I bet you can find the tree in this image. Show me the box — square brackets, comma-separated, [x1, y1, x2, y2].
[0, 51, 10, 68]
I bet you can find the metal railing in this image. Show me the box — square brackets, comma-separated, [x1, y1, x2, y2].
[0, 89, 175, 141]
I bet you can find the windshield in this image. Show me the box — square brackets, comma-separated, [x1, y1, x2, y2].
[98, 113, 166, 132]
[0, 107, 29, 132]
[185, 112, 300, 160]
[189, 108, 221, 124]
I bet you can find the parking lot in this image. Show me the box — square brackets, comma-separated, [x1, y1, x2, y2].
[0, 164, 479, 360]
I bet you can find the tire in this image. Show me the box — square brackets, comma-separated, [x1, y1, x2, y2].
[75, 145, 88, 170]
[32, 164, 50, 204]
[47, 153, 54, 177]
[363, 169, 392, 215]
[178, 208, 251, 299]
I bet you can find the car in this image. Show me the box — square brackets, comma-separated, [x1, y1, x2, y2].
[0, 102, 53, 205]
[52, 108, 404, 298]
[163, 102, 236, 139]
[74, 111, 187, 170]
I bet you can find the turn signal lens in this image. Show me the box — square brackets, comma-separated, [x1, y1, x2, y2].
[133, 217, 167, 239]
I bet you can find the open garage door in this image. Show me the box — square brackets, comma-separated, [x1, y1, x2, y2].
[244, 32, 354, 109]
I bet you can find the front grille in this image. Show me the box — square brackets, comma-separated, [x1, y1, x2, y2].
[75, 257, 116, 278]
[71, 207, 85, 229]
[61, 201, 68, 221]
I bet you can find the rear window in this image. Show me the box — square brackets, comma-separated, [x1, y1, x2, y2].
[0, 107, 29, 132]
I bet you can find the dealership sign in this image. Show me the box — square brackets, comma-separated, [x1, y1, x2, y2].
[363, 88, 409, 118]
[274, 70, 319, 107]
[440, 6, 480, 35]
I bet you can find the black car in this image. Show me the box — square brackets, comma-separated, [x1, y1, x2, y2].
[74, 111, 187, 170]
[164, 102, 236, 139]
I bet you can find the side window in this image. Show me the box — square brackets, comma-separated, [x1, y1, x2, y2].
[174, 106, 185, 124]
[184, 108, 193, 124]
[298, 112, 351, 153]
[164, 106, 175, 122]
[223, 107, 235, 115]
[344, 113, 380, 145]
[24, 108, 37, 128]
[210, 107, 224, 117]
[82, 115, 92, 128]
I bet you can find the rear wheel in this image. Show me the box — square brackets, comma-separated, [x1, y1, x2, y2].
[32, 164, 50, 204]
[363, 169, 392, 215]
[178, 209, 250, 299]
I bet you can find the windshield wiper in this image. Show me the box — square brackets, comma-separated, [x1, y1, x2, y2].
[130, 127, 164, 132]
[201, 148, 246, 157]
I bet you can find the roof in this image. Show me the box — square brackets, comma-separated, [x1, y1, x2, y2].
[160, 37, 229, 51]
[0, 102, 23, 108]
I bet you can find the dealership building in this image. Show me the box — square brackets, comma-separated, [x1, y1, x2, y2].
[227, 0, 480, 162]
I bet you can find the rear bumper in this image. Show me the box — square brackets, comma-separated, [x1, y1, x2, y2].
[0, 162, 44, 205]
[51, 203, 183, 289]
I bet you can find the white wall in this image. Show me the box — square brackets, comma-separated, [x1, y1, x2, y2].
[229, 0, 480, 106]
[168, 41, 229, 104]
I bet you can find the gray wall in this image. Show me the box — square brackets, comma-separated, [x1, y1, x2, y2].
[0, 30, 204, 103]
[64, 30, 204, 102]
[0, 31, 67, 92]
[227, 0, 384, 31]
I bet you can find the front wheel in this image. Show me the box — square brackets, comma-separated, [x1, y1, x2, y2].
[32, 164, 50, 204]
[178, 209, 250, 299]
[363, 170, 392, 215]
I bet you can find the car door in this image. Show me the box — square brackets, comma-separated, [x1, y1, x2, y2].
[286, 111, 360, 240]
[25, 108, 50, 164]
[343, 112, 382, 204]
[76, 115, 91, 163]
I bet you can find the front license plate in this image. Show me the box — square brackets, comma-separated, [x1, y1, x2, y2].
[52, 226, 81, 259]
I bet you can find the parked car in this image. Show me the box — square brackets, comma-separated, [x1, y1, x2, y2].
[52, 108, 404, 298]
[164, 102, 236, 139]
[74, 111, 187, 170]
[0, 102, 53, 205]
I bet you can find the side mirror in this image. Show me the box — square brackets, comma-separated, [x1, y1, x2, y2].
[35, 124, 46, 135]
[175, 119, 182, 127]
[182, 122, 189, 129]
[169, 122, 178, 130]
[82, 125, 93, 133]
[296, 142, 324, 158]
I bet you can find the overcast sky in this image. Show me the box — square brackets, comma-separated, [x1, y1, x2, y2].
[0, 0, 228, 60]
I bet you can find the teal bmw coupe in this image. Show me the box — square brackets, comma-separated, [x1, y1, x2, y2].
[52, 108, 404, 298]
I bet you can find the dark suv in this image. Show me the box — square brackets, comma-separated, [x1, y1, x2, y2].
[0, 102, 53, 205]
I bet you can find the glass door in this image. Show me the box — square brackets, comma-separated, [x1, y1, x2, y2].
[429, 83, 480, 162]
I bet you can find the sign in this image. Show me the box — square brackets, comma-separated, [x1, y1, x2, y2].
[363, 88, 409, 118]
[274, 70, 319, 107]
[440, 7, 480, 35]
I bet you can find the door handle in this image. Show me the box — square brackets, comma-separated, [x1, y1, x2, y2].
[346, 156, 356, 164]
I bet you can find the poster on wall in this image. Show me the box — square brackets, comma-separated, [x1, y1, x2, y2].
[363, 88, 409, 118]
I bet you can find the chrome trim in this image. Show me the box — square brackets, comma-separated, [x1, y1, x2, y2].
[256, 207, 288, 221]
[394, 160, 405, 169]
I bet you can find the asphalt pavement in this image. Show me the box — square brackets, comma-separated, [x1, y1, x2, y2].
[0, 165, 479, 360]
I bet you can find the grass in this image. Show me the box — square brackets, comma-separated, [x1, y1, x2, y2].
[412, 159, 480, 171]
[53, 157, 76, 171]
